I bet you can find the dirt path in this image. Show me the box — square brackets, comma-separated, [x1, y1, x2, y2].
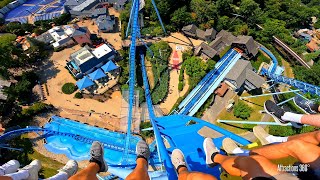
[158, 33, 198, 114]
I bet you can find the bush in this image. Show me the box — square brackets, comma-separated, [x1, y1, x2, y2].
[269, 126, 319, 137]
[54, 47, 64, 52]
[178, 81, 184, 91]
[62, 83, 77, 94]
[74, 92, 83, 99]
[140, 121, 154, 139]
[146, 41, 172, 104]
[233, 101, 253, 119]
[21, 102, 48, 117]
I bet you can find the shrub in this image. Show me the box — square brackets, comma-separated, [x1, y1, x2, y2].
[140, 121, 154, 139]
[54, 47, 64, 52]
[21, 102, 48, 117]
[233, 101, 253, 119]
[62, 83, 77, 94]
[178, 81, 184, 91]
[74, 92, 83, 99]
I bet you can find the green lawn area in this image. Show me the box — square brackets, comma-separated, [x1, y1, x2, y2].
[251, 50, 271, 70]
[216, 93, 272, 134]
[19, 135, 65, 178]
[28, 150, 64, 178]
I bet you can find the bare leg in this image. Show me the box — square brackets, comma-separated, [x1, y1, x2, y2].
[0, 176, 12, 180]
[251, 140, 320, 169]
[213, 154, 284, 180]
[301, 114, 320, 127]
[287, 130, 320, 145]
[125, 158, 149, 180]
[178, 167, 217, 180]
[69, 162, 99, 180]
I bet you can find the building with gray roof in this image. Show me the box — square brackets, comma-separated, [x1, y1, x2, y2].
[224, 59, 265, 92]
[96, 15, 115, 32]
[195, 30, 259, 60]
[232, 35, 258, 57]
[114, 0, 127, 10]
[182, 24, 217, 42]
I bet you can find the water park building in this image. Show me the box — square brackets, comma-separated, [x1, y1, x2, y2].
[66, 44, 116, 79]
[36, 24, 92, 48]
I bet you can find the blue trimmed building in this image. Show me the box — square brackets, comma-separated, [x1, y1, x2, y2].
[66, 44, 116, 79]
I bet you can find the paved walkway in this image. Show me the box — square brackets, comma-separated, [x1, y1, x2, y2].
[201, 90, 236, 123]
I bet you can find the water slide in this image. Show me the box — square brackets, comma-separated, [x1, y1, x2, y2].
[259, 46, 320, 96]
[177, 49, 241, 116]
[0, 125, 134, 153]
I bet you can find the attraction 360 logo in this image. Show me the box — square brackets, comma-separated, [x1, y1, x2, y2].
[277, 164, 310, 172]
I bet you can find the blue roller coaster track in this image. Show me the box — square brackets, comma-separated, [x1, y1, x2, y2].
[260, 46, 320, 96]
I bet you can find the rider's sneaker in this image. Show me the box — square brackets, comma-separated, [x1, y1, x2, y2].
[21, 160, 41, 180]
[89, 141, 108, 172]
[0, 160, 20, 175]
[264, 100, 287, 126]
[136, 140, 150, 161]
[253, 126, 271, 145]
[171, 149, 187, 172]
[293, 96, 318, 114]
[291, 122, 303, 129]
[222, 138, 239, 154]
[58, 160, 78, 177]
[203, 138, 219, 167]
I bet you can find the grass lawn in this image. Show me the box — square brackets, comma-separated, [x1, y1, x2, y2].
[282, 59, 295, 78]
[251, 50, 271, 70]
[216, 92, 272, 134]
[20, 134, 64, 178]
[28, 150, 64, 178]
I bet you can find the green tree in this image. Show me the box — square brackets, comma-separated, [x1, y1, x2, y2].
[171, 6, 193, 30]
[5, 72, 38, 102]
[216, 16, 230, 31]
[239, 0, 260, 18]
[258, 19, 289, 43]
[233, 101, 253, 119]
[190, 0, 217, 25]
[305, 51, 320, 62]
[216, 0, 233, 15]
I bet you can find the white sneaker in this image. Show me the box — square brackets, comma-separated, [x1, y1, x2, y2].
[0, 160, 20, 175]
[58, 160, 78, 178]
[171, 149, 187, 172]
[203, 138, 219, 167]
[21, 160, 41, 180]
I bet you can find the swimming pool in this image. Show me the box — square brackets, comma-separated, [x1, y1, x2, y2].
[44, 116, 141, 165]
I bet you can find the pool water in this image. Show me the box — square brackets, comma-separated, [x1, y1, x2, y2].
[44, 116, 141, 165]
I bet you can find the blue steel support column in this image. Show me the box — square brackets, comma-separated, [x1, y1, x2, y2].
[140, 53, 176, 179]
[123, 0, 139, 163]
[151, 0, 167, 35]
[126, 0, 136, 37]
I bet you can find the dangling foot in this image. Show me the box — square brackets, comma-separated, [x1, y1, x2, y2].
[58, 160, 78, 178]
[171, 149, 187, 173]
[264, 100, 287, 125]
[293, 95, 318, 114]
[136, 140, 150, 161]
[0, 160, 20, 175]
[21, 160, 41, 180]
[89, 141, 108, 172]
[203, 138, 219, 167]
